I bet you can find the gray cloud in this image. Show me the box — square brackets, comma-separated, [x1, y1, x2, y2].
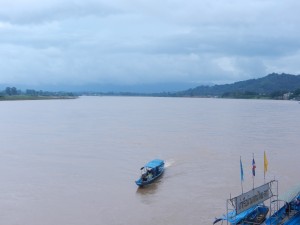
[0, 1, 122, 24]
[0, 0, 300, 89]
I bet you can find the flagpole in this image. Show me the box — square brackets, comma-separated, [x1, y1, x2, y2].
[241, 181, 244, 194]
[264, 153, 266, 184]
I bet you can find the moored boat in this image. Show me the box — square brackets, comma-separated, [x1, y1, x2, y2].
[213, 180, 277, 225]
[264, 191, 300, 225]
[214, 204, 269, 225]
[135, 159, 164, 187]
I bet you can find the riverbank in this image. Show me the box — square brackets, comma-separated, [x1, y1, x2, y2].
[0, 95, 78, 101]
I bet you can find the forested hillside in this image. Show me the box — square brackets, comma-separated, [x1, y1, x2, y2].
[172, 73, 300, 99]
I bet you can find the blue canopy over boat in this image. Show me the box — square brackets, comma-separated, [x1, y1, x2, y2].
[214, 204, 269, 225]
[144, 159, 164, 169]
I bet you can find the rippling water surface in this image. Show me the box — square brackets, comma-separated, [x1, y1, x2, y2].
[0, 97, 299, 225]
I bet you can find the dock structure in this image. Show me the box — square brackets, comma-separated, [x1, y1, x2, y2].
[222, 180, 278, 225]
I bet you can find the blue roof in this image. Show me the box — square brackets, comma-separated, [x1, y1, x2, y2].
[145, 159, 164, 168]
[214, 205, 267, 225]
[225, 206, 257, 224]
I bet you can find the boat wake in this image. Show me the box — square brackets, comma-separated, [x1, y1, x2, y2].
[165, 159, 176, 168]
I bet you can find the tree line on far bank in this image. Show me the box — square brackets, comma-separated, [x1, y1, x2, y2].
[1, 87, 76, 97]
[2, 73, 300, 100]
[220, 88, 300, 100]
[167, 73, 300, 100]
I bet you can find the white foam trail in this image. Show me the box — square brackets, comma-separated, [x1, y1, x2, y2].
[165, 159, 176, 168]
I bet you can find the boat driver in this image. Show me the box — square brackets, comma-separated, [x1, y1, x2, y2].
[147, 168, 153, 179]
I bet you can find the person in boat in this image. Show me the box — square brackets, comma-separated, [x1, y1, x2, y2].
[147, 168, 153, 179]
[141, 168, 148, 181]
[285, 202, 292, 216]
[142, 172, 147, 181]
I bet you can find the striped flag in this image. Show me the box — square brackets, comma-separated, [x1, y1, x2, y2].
[252, 158, 256, 176]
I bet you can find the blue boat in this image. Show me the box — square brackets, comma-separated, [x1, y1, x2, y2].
[264, 192, 300, 225]
[284, 213, 300, 225]
[135, 159, 164, 187]
[213, 181, 276, 225]
[214, 204, 269, 225]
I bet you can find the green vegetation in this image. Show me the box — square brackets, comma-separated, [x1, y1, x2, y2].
[0, 87, 77, 101]
[168, 73, 300, 100]
[222, 91, 264, 99]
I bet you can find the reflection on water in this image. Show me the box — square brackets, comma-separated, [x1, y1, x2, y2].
[135, 175, 164, 205]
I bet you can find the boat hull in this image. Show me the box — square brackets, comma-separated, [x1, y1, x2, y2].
[264, 198, 300, 225]
[284, 212, 300, 225]
[264, 209, 300, 225]
[214, 205, 269, 225]
[135, 167, 164, 187]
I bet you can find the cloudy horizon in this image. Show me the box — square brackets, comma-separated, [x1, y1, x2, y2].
[1, 0, 300, 91]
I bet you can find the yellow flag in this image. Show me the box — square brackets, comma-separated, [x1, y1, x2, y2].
[264, 151, 268, 174]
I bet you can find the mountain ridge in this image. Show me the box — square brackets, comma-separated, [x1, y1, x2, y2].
[173, 73, 300, 97]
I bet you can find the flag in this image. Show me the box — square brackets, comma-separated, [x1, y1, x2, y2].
[240, 157, 244, 182]
[252, 158, 256, 176]
[264, 151, 268, 174]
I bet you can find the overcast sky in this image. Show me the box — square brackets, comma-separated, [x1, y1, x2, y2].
[0, 0, 300, 88]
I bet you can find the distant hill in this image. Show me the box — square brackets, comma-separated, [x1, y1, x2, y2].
[173, 73, 300, 98]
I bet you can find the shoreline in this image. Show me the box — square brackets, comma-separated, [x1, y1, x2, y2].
[0, 95, 78, 101]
